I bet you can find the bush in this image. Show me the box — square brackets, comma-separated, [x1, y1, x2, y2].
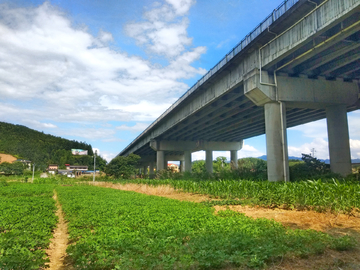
[236, 158, 267, 180]
[289, 154, 339, 181]
[105, 154, 140, 179]
[0, 161, 25, 175]
[0, 179, 9, 186]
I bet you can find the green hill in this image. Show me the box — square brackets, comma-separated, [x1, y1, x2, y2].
[0, 121, 106, 170]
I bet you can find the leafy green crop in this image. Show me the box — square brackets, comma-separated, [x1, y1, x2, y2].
[0, 183, 57, 269]
[114, 178, 360, 214]
[57, 185, 352, 269]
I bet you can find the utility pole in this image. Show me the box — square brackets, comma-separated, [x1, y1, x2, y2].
[93, 150, 97, 182]
[311, 148, 316, 158]
[32, 163, 35, 182]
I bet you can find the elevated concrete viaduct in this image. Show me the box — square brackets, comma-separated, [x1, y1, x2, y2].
[118, 0, 360, 181]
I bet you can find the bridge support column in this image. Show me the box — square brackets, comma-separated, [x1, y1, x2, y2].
[149, 161, 155, 177]
[230, 150, 238, 169]
[205, 150, 213, 173]
[143, 165, 147, 176]
[184, 151, 192, 172]
[150, 139, 242, 174]
[264, 102, 289, 182]
[326, 105, 351, 176]
[157, 151, 165, 171]
[179, 161, 184, 172]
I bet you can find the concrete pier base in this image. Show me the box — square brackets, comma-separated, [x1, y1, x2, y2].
[326, 105, 352, 176]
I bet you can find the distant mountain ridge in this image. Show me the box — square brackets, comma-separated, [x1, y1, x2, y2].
[0, 121, 98, 170]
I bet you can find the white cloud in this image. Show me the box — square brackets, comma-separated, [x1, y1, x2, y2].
[288, 137, 329, 159]
[22, 119, 57, 129]
[0, 2, 206, 128]
[100, 98, 175, 121]
[192, 151, 205, 161]
[239, 143, 265, 158]
[125, 0, 202, 59]
[58, 128, 117, 140]
[101, 151, 117, 162]
[97, 30, 114, 44]
[348, 111, 360, 140]
[288, 112, 360, 159]
[165, 0, 195, 16]
[289, 119, 327, 139]
[350, 139, 360, 159]
[116, 122, 150, 132]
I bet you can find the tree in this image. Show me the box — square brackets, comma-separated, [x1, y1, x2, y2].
[289, 154, 331, 181]
[105, 154, 140, 179]
[192, 160, 205, 173]
[213, 156, 230, 173]
[236, 158, 267, 180]
[0, 161, 25, 175]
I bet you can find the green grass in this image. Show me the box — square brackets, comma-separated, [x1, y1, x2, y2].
[56, 185, 353, 269]
[0, 183, 57, 269]
[108, 178, 360, 214]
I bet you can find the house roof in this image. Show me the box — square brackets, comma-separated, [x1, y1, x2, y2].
[16, 159, 31, 163]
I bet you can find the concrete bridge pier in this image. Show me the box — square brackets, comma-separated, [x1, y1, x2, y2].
[184, 150, 192, 172]
[205, 150, 213, 173]
[264, 102, 289, 182]
[143, 165, 148, 176]
[230, 150, 238, 169]
[326, 104, 352, 176]
[156, 151, 165, 171]
[150, 139, 243, 175]
[149, 161, 155, 177]
[245, 69, 358, 180]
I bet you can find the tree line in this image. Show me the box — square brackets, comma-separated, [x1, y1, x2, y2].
[0, 121, 106, 171]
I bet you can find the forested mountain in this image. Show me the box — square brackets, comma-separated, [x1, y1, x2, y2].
[0, 121, 106, 170]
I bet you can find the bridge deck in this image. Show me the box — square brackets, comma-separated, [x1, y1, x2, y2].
[119, 0, 360, 158]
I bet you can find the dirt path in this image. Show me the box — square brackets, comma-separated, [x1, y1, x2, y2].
[46, 191, 72, 270]
[91, 181, 360, 270]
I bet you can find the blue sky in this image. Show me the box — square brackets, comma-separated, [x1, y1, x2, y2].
[0, 0, 359, 162]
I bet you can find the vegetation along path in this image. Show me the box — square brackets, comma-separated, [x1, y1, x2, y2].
[91, 181, 360, 270]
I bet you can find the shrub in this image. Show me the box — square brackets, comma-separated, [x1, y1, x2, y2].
[289, 154, 339, 181]
[105, 153, 140, 179]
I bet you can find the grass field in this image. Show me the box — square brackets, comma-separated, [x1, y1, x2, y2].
[0, 178, 359, 269]
[0, 183, 57, 269]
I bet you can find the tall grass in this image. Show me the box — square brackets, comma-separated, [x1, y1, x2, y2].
[111, 178, 360, 214]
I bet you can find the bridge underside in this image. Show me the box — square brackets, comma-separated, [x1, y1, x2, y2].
[120, 0, 360, 180]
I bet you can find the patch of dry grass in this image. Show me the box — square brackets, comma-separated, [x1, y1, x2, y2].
[91, 182, 212, 202]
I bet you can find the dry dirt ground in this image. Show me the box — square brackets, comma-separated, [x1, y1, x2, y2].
[0, 153, 16, 164]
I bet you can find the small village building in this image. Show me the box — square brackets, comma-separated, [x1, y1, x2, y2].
[16, 159, 32, 170]
[47, 164, 58, 174]
[65, 164, 88, 171]
[168, 163, 179, 172]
